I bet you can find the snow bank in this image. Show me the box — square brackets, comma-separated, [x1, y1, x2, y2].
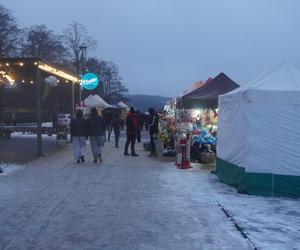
[0, 163, 23, 175]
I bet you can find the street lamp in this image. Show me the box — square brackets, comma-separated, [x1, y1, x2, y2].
[78, 45, 87, 105]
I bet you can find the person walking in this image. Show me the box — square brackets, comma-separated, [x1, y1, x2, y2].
[102, 109, 113, 142]
[70, 109, 87, 163]
[124, 107, 138, 156]
[111, 113, 122, 148]
[136, 110, 143, 142]
[86, 107, 107, 163]
[148, 107, 158, 156]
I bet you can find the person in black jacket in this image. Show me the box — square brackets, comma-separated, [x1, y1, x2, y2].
[86, 107, 107, 163]
[70, 109, 87, 163]
[111, 113, 122, 148]
[124, 107, 138, 156]
[148, 107, 158, 156]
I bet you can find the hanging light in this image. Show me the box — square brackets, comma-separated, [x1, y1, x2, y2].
[19, 62, 24, 66]
[38, 62, 79, 83]
[5, 63, 9, 66]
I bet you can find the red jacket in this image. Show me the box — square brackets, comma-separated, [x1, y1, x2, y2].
[126, 112, 138, 135]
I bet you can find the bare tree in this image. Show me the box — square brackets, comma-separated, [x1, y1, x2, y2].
[0, 5, 20, 57]
[21, 25, 68, 63]
[64, 21, 97, 74]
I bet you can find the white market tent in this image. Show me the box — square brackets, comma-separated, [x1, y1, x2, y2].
[118, 101, 129, 108]
[84, 95, 111, 108]
[217, 63, 300, 197]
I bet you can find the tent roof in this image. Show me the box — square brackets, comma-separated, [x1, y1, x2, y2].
[177, 73, 239, 109]
[231, 62, 300, 94]
[118, 101, 128, 108]
[182, 80, 206, 95]
[84, 95, 111, 108]
[184, 72, 239, 99]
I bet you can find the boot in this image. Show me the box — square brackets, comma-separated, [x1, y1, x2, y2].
[80, 155, 85, 163]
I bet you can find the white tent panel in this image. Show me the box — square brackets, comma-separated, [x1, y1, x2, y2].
[246, 101, 300, 175]
[218, 63, 300, 176]
[217, 94, 247, 167]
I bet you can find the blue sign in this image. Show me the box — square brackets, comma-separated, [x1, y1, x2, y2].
[81, 73, 99, 90]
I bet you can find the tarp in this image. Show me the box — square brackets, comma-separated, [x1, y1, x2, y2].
[177, 73, 239, 109]
[84, 95, 111, 108]
[217, 63, 300, 197]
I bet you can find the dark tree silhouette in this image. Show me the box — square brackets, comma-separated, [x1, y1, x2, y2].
[21, 25, 68, 63]
[0, 5, 20, 57]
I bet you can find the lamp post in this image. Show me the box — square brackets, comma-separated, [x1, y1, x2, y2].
[79, 45, 87, 105]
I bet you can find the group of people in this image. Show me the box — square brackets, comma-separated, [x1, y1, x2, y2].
[70, 107, 107, 163]
[70, 106, 159, 163]
[124, 107, 158, 157]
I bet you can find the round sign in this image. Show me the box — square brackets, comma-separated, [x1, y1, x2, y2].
[81, 73, 99, 90]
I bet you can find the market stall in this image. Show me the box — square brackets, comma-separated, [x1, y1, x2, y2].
[157, 73, 238, 166]
[217, 63, 300, 197]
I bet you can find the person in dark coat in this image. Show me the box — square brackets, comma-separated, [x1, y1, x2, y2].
[70, 109, 87, 163]
[148, 107, 158, 156]
[136, 110, 143, 142]
[124, 107, 138, 156]
[111, 113, 122, 148]
[86, 107, 107, 163]
[102, 109, 113, 142]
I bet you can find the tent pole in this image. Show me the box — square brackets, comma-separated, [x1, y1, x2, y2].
[36, 67, 42, 157]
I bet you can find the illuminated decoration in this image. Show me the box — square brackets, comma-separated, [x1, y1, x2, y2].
[5, 63, 9, 66]
[30, 80, 34, 84]
[38, 62, 79, 83]
[0, 71, 15, 84]
[81, 73, 99, 90]
[19, 62, 24, 66]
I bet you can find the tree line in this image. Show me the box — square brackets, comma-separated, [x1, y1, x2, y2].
[0, 4, 128, 103]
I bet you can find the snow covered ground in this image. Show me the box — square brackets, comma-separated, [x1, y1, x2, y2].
[0, 135, 299, 249]
[208, 174, 300, 250]
[0, 163, 23, 175]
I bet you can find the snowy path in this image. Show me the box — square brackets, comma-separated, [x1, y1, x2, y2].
[0, 136, 251, 250]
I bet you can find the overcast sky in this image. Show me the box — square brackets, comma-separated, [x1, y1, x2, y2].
[2, 0, 300, 97]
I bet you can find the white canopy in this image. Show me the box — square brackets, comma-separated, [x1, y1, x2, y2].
[84, 95, 111, 108]
[118, 101, 128, 108]
[217, 63, 300, 196]
[218, 63, 300, 174]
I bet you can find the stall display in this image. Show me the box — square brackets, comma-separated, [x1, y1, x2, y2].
[175, 108, 217, 163]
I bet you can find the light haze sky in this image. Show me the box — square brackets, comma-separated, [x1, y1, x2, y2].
[2, 0, 300, 97]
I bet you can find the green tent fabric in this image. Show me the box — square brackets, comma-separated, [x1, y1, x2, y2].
[217, 158, 300, 197]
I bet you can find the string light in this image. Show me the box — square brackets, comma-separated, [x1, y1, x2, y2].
[34, 62, 38, 65]
[19, 62, 24, 66]
[0, 71, 15, 84]
[5, 63, 9, 66]
[38, 63, 79, 83]
[22, 80, 25, 83]
[30, 80, 34, 84]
